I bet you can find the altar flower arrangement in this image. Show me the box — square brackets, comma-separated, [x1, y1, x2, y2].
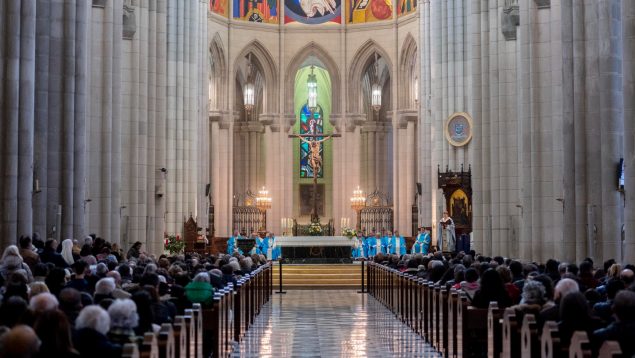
[342, 227, 356, 239]
[164, 234, 185, 255]
[308, 222, 323, 236]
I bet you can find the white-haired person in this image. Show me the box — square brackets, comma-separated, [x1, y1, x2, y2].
[0, 245, 33, 283]
[60, 239, 76, 266]
[29, 292, 59, 313]
[94, 277, 116, 306]
[107, 298, 141, 346]
[74, 305, 122, 357]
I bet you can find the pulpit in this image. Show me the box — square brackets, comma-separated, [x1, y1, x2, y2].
[183, 216, 207, 254]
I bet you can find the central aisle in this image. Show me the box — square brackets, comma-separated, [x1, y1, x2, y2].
[231, 290, 439, 357]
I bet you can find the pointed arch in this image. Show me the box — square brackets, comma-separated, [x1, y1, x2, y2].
[399, 33, 418, 109]
[233, 40, 279, 115]
[285, 42, 342, 115]
[348, 40, 393, 114]
[209, 33, 227, 112]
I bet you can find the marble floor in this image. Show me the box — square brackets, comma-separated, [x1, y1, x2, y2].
[231, 290, 440, 357]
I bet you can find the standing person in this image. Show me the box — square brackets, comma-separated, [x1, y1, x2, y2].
[259, 232, 281, 261]
[438, 211, 456, 252]
[368, 232, 386, 257]
[250, 232, 262, 256]
[126, 242, 143, 260]
[226, 230, 244, 255]
[411, 227, 431, 254]
[388, 230, 406, 256]
[61, 239, 76, 266]
[351, 232, 364, 259]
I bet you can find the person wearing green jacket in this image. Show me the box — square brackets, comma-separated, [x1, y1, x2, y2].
[185, 272, 215, 306]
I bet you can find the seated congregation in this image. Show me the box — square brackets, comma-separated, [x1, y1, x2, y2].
[0, 235, 271, 357]
[367, 251, 635, 357]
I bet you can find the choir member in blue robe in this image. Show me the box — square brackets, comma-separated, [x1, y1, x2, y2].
[389, 230, 407, 256]
[258, 232, 281, 260]
[362, 234, 371, 258]
[368, 232, 387, 257]
[226, 230, 244, 255]
[411, 227, 431, 254]
[351, 232, 364, 259]
[250, 232, 262, 255]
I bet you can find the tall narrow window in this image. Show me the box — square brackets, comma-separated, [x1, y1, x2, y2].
[299, 104, 324, 178]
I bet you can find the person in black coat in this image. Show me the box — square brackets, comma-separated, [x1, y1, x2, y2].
[40, 240, 69, 268]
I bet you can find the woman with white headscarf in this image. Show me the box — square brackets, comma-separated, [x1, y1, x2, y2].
[61, 239, 75, 266]
[0, 245, 33, 282]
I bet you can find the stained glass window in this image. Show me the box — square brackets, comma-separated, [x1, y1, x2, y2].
[299, 104, 323, 178]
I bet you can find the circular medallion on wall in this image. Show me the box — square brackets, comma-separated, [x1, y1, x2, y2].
[444, 112, 473, 147]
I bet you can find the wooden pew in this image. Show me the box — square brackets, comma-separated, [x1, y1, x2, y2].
[540, 321, 562, 358]
[172, 316, 187, 358]
[157, 324, 175, 358]
[568, 331, 592, 358]
[447, 289, 460, 358]
[122, 343, 140, 358]
[501, 308, 520, 358]
[520, 314, 539, 358]
[140, 332, 159, 358]
[487, 302, 503, 358]
[181, 313, 194, 358]
[598, 340, 622, 358]
[440, 287, 449, 356]
[191, 304, 203, 358]
[456, 302, 488, 358]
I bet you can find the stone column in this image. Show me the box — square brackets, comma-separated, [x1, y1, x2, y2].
[624, 0, 635, 263]
[598, 0, 623, 262]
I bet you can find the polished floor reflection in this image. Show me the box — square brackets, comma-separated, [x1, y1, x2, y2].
[231, 290, 439, 357]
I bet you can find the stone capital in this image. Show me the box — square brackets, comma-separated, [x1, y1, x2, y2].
[234, 121, 264, 133]
[259, 113, 281, 132]
[390, 110, 418, 129]
[283, 113, 296, 133]
[123, 4, 137, 40]
[344, 113, 366, 132]
[502, 2, 520, 41]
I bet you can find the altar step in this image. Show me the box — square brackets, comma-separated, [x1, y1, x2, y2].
[272, 264, 362, 290]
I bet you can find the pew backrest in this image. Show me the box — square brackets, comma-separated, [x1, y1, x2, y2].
[158, 323, 175, 358]
[520, 314, 539, 358]
[122, 343, 140, 358]
[172, 316, 187, 358]
[487, 302, 502, 358]
[568, 331, 592, 358]
[598, 340, 622, 358]
[540, 321, 562, 358]
[140, 332, 159, 358]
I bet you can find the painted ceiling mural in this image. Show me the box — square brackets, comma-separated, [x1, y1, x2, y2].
[284, 0, 342, 24]
[234, 0, 280, 23]
[346, 0, 392, 23]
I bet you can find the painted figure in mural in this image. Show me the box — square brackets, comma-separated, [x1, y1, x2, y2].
[299, 0, 338, 17]
[297, 135, 332, 178]
[438, 211, 456, 252]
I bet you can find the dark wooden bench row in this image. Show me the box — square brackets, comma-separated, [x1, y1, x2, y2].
[366, 262, 622, 358]
[122, 263, 272, 358]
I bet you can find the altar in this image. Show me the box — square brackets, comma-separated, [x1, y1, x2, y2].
[276, 236, 354, 264]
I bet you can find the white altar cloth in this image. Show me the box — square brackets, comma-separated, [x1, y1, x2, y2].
[276, 236, 354, 247]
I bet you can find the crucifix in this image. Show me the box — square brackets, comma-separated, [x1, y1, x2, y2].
[288, 131, 340, 223]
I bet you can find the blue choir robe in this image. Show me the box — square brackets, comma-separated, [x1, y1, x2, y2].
[362, 237, 371, 258]
[351, 237, 363, 259]
[411, 232, 431, 254]
[368, 237, 387, 257]
[251, 237, 262, 255]
[226, 236, 244, 255]
[389, 235, 407, 256]
[258, 237, 281, 260]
